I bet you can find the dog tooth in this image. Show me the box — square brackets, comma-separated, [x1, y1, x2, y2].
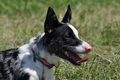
[65, 51, 72, 59]
[65, 51, 69, 57]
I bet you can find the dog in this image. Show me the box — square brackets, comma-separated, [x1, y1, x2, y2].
[0, 5, 92, 80]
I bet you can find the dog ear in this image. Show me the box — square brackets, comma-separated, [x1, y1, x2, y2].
[44, 7, 59, 34]
[62, 5, 72, 23]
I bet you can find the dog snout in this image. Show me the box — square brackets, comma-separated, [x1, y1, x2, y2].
[85, 44, 92, 52]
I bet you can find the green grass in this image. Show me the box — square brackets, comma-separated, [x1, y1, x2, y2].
[0, 0, 120, 80]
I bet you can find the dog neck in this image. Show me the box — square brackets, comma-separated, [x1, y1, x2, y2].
[29, 33, 60, 69]
[32, 48, 56, 69]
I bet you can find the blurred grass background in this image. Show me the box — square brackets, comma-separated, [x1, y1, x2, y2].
[0, 0, 120, 80]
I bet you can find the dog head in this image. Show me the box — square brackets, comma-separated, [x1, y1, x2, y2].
[44, 5, 92, 66]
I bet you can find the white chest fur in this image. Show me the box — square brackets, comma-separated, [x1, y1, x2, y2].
[18, 44, 55, 80]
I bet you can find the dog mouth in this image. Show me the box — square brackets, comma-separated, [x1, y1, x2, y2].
[62, 50, 89, 66]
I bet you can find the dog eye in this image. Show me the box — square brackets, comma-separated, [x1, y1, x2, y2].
[65, 35, 71, 38]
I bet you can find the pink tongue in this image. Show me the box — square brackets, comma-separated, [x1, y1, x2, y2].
[77, 57, 89, 63]
[68, 52, 89, 63]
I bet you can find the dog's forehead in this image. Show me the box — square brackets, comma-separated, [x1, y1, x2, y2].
[67, 23, 79, 39]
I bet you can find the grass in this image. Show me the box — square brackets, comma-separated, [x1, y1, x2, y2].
[0, 0, 120, 80]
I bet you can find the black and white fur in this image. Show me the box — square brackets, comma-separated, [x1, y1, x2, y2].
[0, 5, 92, 80]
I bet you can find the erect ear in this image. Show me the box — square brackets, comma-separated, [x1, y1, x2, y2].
[62, 5, 72, 23]
[44, 7, 59, 34]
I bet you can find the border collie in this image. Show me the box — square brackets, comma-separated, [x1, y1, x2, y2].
[0, 5, 92, 80]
